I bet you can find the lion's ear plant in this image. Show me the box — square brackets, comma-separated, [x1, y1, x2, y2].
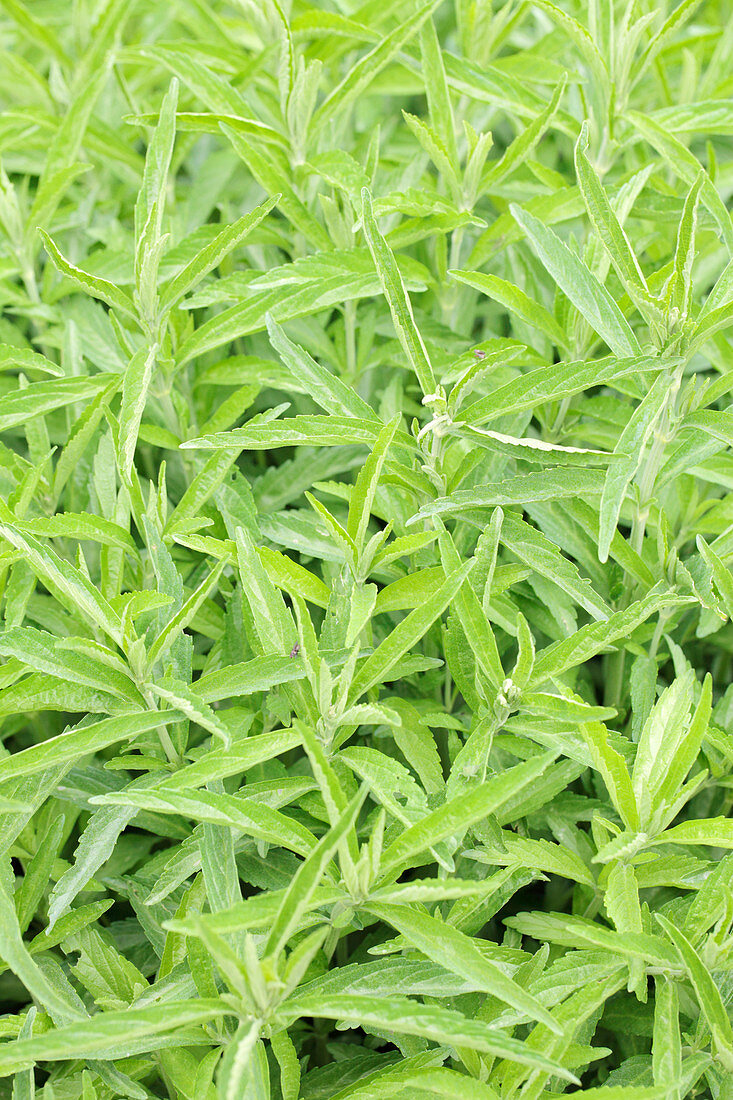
[0, 0, 732, 1097]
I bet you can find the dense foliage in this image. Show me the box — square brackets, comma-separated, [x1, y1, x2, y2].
[0, 0, 732, 1096]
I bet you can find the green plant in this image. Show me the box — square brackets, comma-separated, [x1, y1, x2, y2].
[0, 0, 732, 1096]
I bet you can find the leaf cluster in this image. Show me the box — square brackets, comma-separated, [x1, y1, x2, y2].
[0, 0, 732, 1097]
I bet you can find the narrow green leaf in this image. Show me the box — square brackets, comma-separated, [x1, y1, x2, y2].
[266, 789, 364, 960]
[0, 523, 123, 645]
[154, 729, 302, 791]
[380, 752, 556, 875]
[626, 110, 733, 253]
[580, 719, 639, 830]
[506, 911, 677, 968]
[192, 656, 307, 704]
[0, 345, 63, 376]
[182, 415, 391, 452]
[0, 375, 115, 435]
[419, 17, 457, 168]
[653, 977, 682, 1100]
[574, 121, 658, 316]
[90, 788, 318, 858]
[0, 1001, 232, 1075]
[361, 187, 436, 395]
[456, 356, 659, 428]
[349, 561, 474, 700]
[416, 469, 605, 519]
[365, 901, 563, 1034]
[667, 174, 704, 317]
[697, 536, 733, 618]
[657, 914, 733, 1064]
[282, 993, 577, 1080]
[450, 269, 569, 349]
[146, 557, 227, 671]
[266, 314, 379, 422]
[160, 197, 279, 311]
[19, 513, 137, 555]
[530, 591, 692, 685]
[510, 204, 641, 357]
[0, 858, 81, 1023]
[134, 77, 178, 245]
[235, 526, 297, 656]
[482, 75, 567, 190]
[347, 416, 399, 552]
[598, 371, 669, 562]
[501, 512, 610, 620]
[0, 712, 181, 784]
[311, 2, 441, 134]
[47, 804, 138, 931]
[633, 673, 710, 829]
[118, 344, 158, 479]
[654, 818, 733, 849]
[38, 230, 137, 319]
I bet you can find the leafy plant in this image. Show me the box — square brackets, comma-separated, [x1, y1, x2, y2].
[0, 0, 732, 1097]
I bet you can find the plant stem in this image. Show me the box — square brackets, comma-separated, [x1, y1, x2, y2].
[344, 299, 357, 382]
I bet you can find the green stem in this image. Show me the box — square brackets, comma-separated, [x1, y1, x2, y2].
[142, 685, 183, 766]
[550, 394, 573, 438]
[446, 226, 465, 329]
[344, 299, 357, 382]
[20, 258, 40, 305]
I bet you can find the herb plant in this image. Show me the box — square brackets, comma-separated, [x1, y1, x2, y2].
[0, 0, 732, 1096]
